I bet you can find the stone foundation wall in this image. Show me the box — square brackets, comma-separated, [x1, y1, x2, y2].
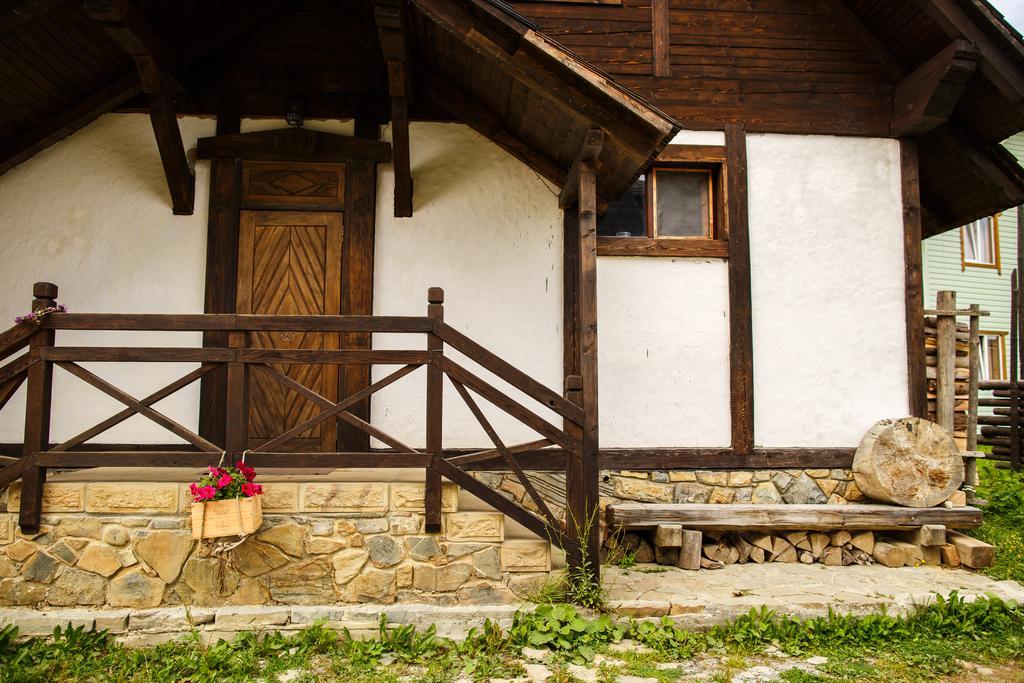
[0, 481, 553, 610]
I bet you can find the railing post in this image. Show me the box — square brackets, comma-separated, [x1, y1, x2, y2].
[224, 330, 249, 454]
[935, 290, 957, 437]
[564, 374, 587, 572]
[19, 282, 57, 532]
[966, 303, 980, 501]
[425, 287, 444, 533]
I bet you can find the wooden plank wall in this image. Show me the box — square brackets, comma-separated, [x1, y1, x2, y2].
[510, 0, 894, 136]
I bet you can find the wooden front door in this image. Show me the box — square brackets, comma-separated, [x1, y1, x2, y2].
[236, 209, 344, 451]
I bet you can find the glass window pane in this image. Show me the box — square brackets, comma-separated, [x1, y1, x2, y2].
[963, 218, 995, 264]
[597, 176, 646, 237]
[654, 170, 710, 237]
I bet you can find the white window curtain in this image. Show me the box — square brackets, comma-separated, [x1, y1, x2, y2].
[963, 218, 995, 265]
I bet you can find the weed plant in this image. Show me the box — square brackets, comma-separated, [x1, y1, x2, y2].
[972, 460, 1024, 583]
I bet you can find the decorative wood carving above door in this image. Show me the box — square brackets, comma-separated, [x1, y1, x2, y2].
[241, 161, 346, 211]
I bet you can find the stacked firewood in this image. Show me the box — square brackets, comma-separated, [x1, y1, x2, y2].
[642, 524, 993, 570]
[925, 317, 969, 447]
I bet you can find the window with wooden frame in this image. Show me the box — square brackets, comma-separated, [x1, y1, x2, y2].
[978, 331, 1007, 381]
[961, 216, 1000, 271]
[596, 145, 728, 257]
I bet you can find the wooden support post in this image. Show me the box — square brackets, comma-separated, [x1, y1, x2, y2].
[149, 93, 195, 215]
[651, 0, 671, 77]
[199, 113, 241, 446]
[224, 330, 249, 454]
[1013, 270, 1022, 471]
[725, 125, 754, 453]
[374, 0, 413, 217]
[565, 155, 600, 585]
[19, 282, 57, 532]
[901, 140, 928, 418]
[936, 290, 957, 436]
[425, 287, 444, 533]
[966, 303, 980, 498]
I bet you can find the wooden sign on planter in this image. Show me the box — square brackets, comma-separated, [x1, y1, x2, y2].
[190, 495, 263, 539]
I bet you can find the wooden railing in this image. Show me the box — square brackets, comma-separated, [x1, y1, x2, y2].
[0, 283, 593, 572]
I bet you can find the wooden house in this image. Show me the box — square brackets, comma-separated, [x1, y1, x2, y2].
[0, 0, 1021, 607]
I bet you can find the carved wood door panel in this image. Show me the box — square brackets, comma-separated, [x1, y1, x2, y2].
[237, 209, 344, 451]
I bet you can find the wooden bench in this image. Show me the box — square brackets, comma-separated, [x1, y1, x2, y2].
[606, 503, 984, 532]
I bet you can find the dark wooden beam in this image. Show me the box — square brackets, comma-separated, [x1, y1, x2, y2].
[196, 128, 392, 163]
[82, 0, 186, 94]
[892, 40, 979, 136]
[421, 72, 565, 185]
[148, 93, 194, 215]
[558, 128, 604, 208]
[198, 113, 241, 445]
[933, 124, 1024, 205]
[916, 0, 1024, 117]
[651, 0, 670, 77]
[821, 0, 904, 78]
[725, 125, 754, 454]
[901, 140, 928, 419]
[0, 0, 61, 32]
[375, 0, 413, 217]
[0, 72, 141, 176]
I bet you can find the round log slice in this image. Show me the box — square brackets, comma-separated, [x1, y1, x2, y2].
[852, 418, 963, 508]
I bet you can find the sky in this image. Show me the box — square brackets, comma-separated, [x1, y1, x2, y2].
[991, 0, 1024, 34]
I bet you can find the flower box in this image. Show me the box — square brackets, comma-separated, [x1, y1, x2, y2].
[191, 495, 263, 539]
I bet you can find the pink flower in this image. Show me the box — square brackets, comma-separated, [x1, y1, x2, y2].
[193, 485, 217, 501]
[216, 472, 233, 488]
[208, 466, 223, 477]
[241, 483, 263, 497]
[236, 461, 257, 482]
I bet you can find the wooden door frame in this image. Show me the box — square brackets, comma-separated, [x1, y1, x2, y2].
[198, 117, 380, 451]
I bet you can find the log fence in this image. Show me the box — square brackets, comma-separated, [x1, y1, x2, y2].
[0, 282, 598, 579]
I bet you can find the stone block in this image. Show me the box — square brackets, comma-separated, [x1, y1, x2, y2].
[708, 487, 735, 504]
[266, 557, 336, 605]
[346, 568, 396, 602]
[301, 483, 388, 513]
[101, 525, 130, 547]
[390, 515, 424, 535]
[751, 483, 782, 504]
[806, 469, 831, 478]
[8, 483, 85, 513]
[77, 544, 121, 577]
[261, 484, 299, 512]
[727, 472, 753, 487]
[472, 547, 501, 580]
[230, 540, 289, 577]
[21, 550, 59, 583]
[0, 515, 11, 545]
[445, 513, 504, 541]
[695, 471, 728, 486]
[85, 484, 178, 514]
[94, 610, 131, 633]
[351, 518, 389, 534]
[0, 557, 14, 578]
[752, 470, 772, 482]
[257, 524, 307, 557]
[366, 535, 404, 567]
[673, 482, 711, 504]
[306, 537, 354, 554]
[406, 536, 442, 561]
[781, 473, 827, 505]
[331, 548, 368, 585]
[501, 540, 551, 572]
[215, 606, 290, 629]
[52, 517, 102, 540]
[612, 477, 673, 503]
[107, 570, 165, 608]
[667, 471, 696, 482]
[48, 540, 79, 565]
[135, 531, 193, 583]
[457, 581, 516, 605]
[0, 609, 95, 636]
[6, 539, 38, 562]
[181, 556, 240, 602]
[0, 578, 44, 605]
[129, 607, 214, 631]
[45, 569, 107, 606]
[226, 581, 268, 605]
[444, 542, 491, 561]
[390, 483, 458, 512]
[413, 563, 472, 592]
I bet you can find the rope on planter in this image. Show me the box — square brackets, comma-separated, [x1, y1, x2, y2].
[198, 450, 257, 555]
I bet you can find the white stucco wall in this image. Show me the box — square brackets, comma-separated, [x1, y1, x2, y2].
[0, 113, 215, 444]
[747, 134, 908, 447]
[0, 114, 909, 450]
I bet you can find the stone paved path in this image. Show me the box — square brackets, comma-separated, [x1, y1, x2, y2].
[603, 563, 1024, 628]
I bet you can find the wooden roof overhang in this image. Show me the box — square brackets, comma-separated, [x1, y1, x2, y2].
[0, 0, 678, 217]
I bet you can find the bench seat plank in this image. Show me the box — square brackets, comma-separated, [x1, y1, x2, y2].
[606, 503, 983, 531]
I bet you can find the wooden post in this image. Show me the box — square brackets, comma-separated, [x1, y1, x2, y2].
[19, 282, 57, 532]
[901, 140, 928, 418]
[936, 290, 957, 436]
[425, 287, 444, 533]
[966, 303, 980, 499]
[1012, 271, 1021, 471]
[725, 125, 754, 453]
[565, 157, 600, 585]
[224, 330, 249, 454]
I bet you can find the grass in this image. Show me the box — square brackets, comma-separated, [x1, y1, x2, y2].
[971, 459, 1024, 583]
[2, 594, 1022, 682]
